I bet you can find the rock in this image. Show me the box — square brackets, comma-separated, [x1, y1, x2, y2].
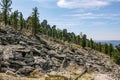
[44, 44, 54, 50]
[32, 47, 43, 56]
[0, 27, 120, 80]
[34, 56, 45, 65]
[16, 66, 34, 76]
[13, 52, 24, 60]
[48, 50, 65, 60]
[0, 47, 3, 54]
[49, 71, 71, 79]
[0, 68, 8, 72]
[25, 52, 33, 58]
[9, 60, 26, 66]
[93, 74, 114, 80]
[6, 70, 18, 77]
[14, 48, 30, 53]
[2, 47, 14, 60]
[0, 28, 7, 34]
[19, 41, 27, 46]
[0, 61, 10, 67]
[0, 54, 3, 61]
[41, 61, 52, 70]
[61, 58, 69, 68]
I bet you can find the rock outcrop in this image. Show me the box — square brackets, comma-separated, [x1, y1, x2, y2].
[0, 27, 120, 80]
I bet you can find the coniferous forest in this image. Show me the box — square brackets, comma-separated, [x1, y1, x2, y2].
[0, 0, 120, 65]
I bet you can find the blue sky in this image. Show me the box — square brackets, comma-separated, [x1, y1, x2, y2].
[11, 0, 120, 40]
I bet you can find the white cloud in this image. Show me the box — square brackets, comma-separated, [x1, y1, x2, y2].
[64, 13, 120, 19]
[57, 0, 120, 9]
[32, 0, 54, 3]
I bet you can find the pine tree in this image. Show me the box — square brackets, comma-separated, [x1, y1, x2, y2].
[52, 25, 57, 38]
[90, 38, 93, 49]
[41, 19, 47, 28]
[86, 40, 90, 47]
[108, 43, 113, 57]
[32, 7, 39, 35]
[70, 32, 76, 43]
[0, 11, 2, 21]
[19, 12, 24, 30]
[76, 35, 81, 45]
[63, 29, 67, 41]
[81, 34, 87, 48]
[112, 44, 120, 65]
[26, 16, 32, 29]
[116, 44, 120, 52]
[0, 0, 12, 25]
[98, 42, 102, 52]
[13, 10, 19, 29]
[103, 43, 108, 54]
[46, 24, 52, 36]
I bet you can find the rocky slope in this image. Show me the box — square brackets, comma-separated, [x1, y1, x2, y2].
[0, 26, 120, 80]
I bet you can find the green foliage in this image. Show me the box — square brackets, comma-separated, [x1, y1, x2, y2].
[41, 19, 47, 28]
[62, 29, 67, 41]
[13, 10, 19, 29]
[103, 43, 108, 54]
[32, 7, 39, 35]
[90, 38, 93, 49]
[26, 16, 32, 29]
[116, 44, 120, 52]
[19, 12, 24, 30]
[0, 0, 12, 25]
[112, 45, 120, 65]
[0, 12, 3, 21]
[52, 25, 57, 38]
[108, 43, 113, 57]
[81, 34, 87, 48]
[9, 10, 19, 29]
[76, 35, 81, 45]
[98, 42, 102, 52]
[112, 51, 120, 65]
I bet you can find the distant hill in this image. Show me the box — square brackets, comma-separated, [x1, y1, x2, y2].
[95, 40, 120, 47]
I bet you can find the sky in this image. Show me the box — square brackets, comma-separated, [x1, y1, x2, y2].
[11, 0, 120, 40]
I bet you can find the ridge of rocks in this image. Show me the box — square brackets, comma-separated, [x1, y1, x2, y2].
[0, 26, 120, 80]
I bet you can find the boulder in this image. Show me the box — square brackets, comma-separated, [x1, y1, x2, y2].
[2, 47, 14, 60]
[6, 70, 18, 77]
[16, 66, 34, 76]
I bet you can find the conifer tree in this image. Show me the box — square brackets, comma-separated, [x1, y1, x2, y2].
[52, 25, 57, 38]
[46, 24, 52, 36]
[70, 32, 76, 43]
[108, 43, 113, 57]
[112, 44, 120, 65]
[98, 42, 102, 52]
[19, 12, 24, 30]
[81, 34, 87, 48]
[41, 19, 47, 28]
[0, 11, 2, 21]
[86, 40, 90, 47]
[0, 0, 12, 25]
[13, 10, 19, 29]
[63, 29, 67, 41]
[90, 38, 94, 49]
[103, 43, 108, 54]
[76, 35, 81, 45]
[32, 7, 39, 35]
[26, 16, 32, 29]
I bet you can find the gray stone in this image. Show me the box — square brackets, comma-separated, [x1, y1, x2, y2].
[16, 66, 34, 76]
